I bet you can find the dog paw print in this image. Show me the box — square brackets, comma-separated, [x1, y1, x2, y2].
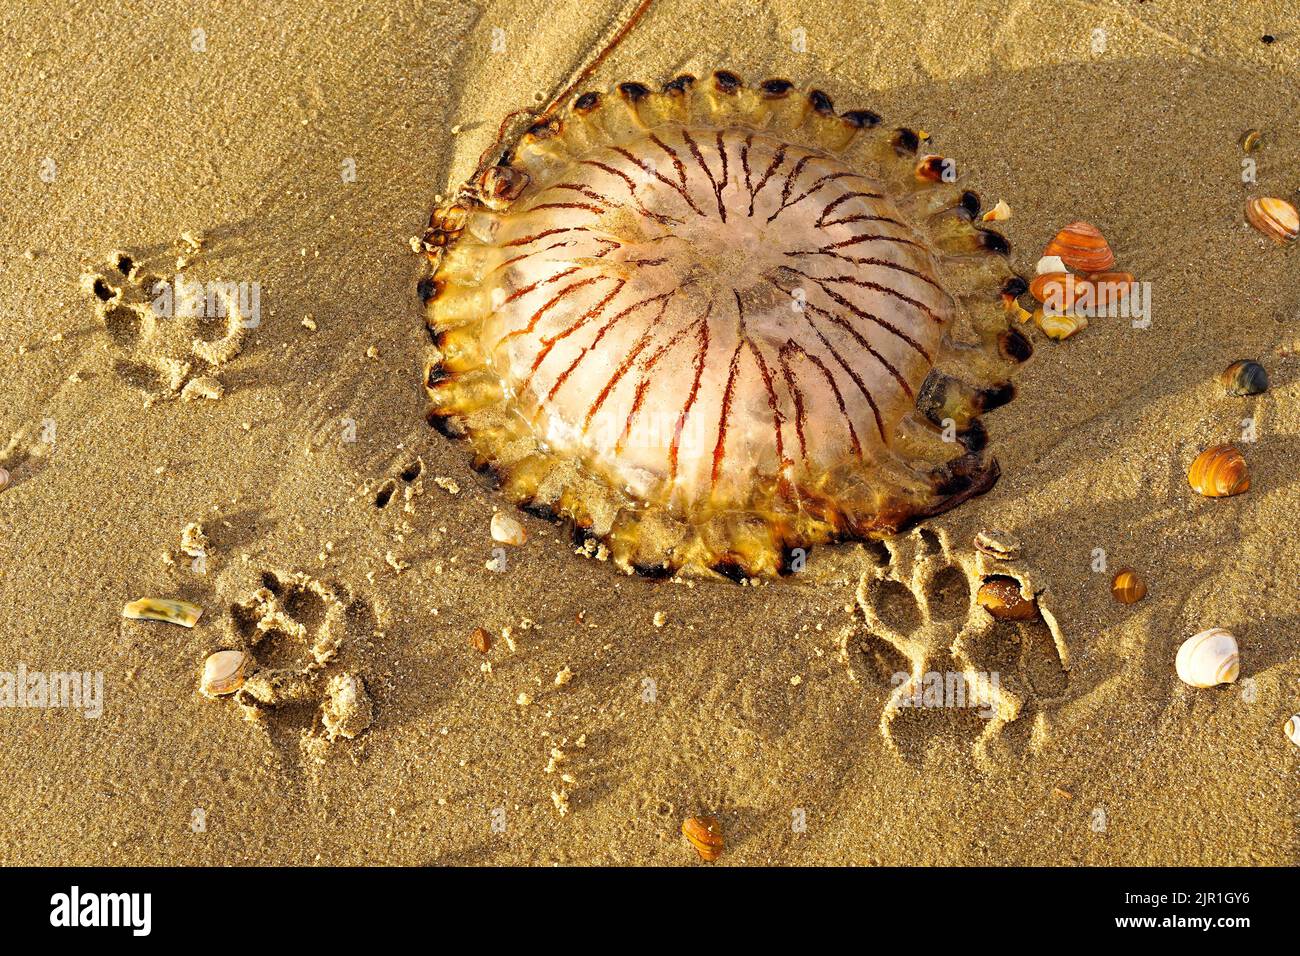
[219, 570, 375, 749]
[0, 419, 60, 491]
[82, 242, 250, 401]
[855, 527, 1069, 766]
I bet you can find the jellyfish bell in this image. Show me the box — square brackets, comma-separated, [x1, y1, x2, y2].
[422, 71, 1030, 578]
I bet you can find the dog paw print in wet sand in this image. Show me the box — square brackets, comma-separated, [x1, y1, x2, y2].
[854, 527, 1070, 767]
[82, 237, 252, 403]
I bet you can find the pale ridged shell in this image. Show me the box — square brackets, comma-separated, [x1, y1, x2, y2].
[200, 650, 250, 697]
[1286, 715, 1300, 747]
[0, 467, 9, 492]
[1034, 309, 1087, 340]
[1188, 444, 1250, 498]
[1245, 197, 1299, 244]
[1175, 628, 1240, 688]
[973, 528, 1020, 561]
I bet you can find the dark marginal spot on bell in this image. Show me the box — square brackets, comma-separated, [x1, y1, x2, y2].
[574, 91, 601, 112]
[842, 109, 881, 128]
[714, 70, 742, 93]
[618, 82, 650, 102]
[710, 560, 748, 583]
[914, 371, 948, 427]
[760, 78, 794, 97]
[977, 228, 1011, 255]
[958, 420, 989, 453]
[893, 127, 920, 155]
[998, 328, 1033, 363]
[959, 190, 982, 219]
[92, 277, 114, 301]
[808, 89, 834, 114]
[521, 501, 558, 521]
[570, 524, 598, 548]
[1261, 34, 1275, 44]
[426, 364, 449, 388]
[932, 467, 974, 497]
[632, 561, 673, 580]
[374, 482, 396, 509]
[116, 254, 134, 275]
[777, 544, 807, 576]
[662, 74, 696, 94]
[417, 277, 438, 303]
[427, 411, 466, 438]
[977, 382, 1016, 413]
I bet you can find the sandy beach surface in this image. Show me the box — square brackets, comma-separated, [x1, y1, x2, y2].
[1, 0, 1297, 865]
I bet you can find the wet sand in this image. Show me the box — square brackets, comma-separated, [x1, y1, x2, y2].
[0, 0, 1297, 864]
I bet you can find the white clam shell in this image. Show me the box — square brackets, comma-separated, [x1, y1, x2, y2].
[1286, 715, 1300, 748]
[200, 650, 250, 697]
[490, 511, 527, 546]
[1175, 628, 1240, 688]
[1036, 254, 1068, 276]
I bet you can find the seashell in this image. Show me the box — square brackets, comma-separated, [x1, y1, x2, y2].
[1246, 197, 1299, 244]
[1175, 628, 1240, 688]
[0, 467, 9, 492]
[1238, 128, 1262, 152]
[1110, 568, 1147, 604]
[1035, 255, 1067, 276]
[470, 626, 492, 654]
[490, 511, 527, 545]
[976, 575, 1037, 620]
[1034, 309, 1087, 340]
[1079, 271, 1135, 307]
[682, 815, 724, 861]
[122, 597, 203, 628]
[1188, 444, 1250, 498]
[1029, 271, 1070, 305]
[1219, 360, 1269, 397]
[200, 649, 250, 697]
[973, 528, 1021, 561]
[981, 199, 1012, 222]
[1285, 715, 1300, 747]
[1043, 221, 1115, 273]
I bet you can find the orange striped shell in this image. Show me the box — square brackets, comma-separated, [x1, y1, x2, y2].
[1042, 221, 1114, 273]
[421, 71, 1029, 577]
[1188, 444, 1249, 498]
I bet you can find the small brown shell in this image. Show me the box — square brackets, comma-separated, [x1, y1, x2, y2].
[682, 815, 724, 861]
[470, 627, 492, 654]
[1188, 444, 1250, 498]
[1043, 221, 1115, 273]
[1110, 568, 1147, 604]
[1219, 360, 1269, 396]
[1246, 197, 1299, 244]
[976, 576, 1037, 621]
